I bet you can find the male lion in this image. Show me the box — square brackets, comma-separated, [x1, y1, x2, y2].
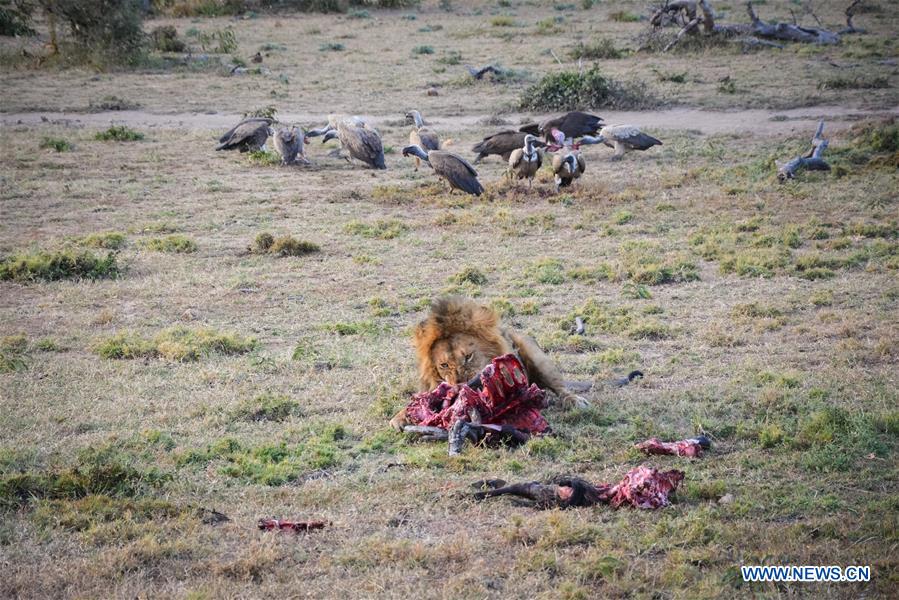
[390, 296, 589, 431]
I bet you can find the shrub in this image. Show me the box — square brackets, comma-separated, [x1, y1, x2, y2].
[51, 0, 146, 65]
[519, 67, 654, 111]
[0, 249, 118, 282]
[88, 95, 141, 111]
[150, 25, 186, 52]
[39, 137, 73, 152]
[320, 42, 345, 52]
[197, 27, 238, 53]
[412, 45, 434, 55]
[0, 1, 34, 36]
[95, 126, 144, 142]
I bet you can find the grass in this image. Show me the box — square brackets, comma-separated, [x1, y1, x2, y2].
[251, 232, 320, 256]
[94, 326, 257, 361]
[142, 235, 197, 253]
[568, 39, 624, 60]
[411, 45, 434, 55]
[39, 137, 73, 152]
[79, 232, 126, 249]
[1, 5, 898, 599]
[0, 249, 118, 282]
[94, 126, 144, 142]
[319, 42, 345, 52]
[344, 219, 408, 239]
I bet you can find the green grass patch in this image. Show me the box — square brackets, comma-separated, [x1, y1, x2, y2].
[1, 447, 169, 510]
[525, 258, 567, 285]
[246, 149, 281, 166]
[411, 45, 434, 55]
[94, 326, 257, 361]
[178, 425, 347, 485]
[94, 126, 144, 142]
[319, 42, 345, 52]
[142, 235, 197, 253]
[609, 10, 640, 21]
[449, 266, 488, 286]
[252, 232, 319, 256]
[344, 219, 409, 239]
[0, 249, 118, 282]
[80, 232, 126, 250]
[324, 320, 381, 336]
[568, 39, 624, 60]
[230, 393, 303, 422]
[0, 335, 29, 373]
[39, 137, 73, 152]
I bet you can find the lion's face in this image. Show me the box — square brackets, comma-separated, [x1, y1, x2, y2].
[430, 333, 494, 385]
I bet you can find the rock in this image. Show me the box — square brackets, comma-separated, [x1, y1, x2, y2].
[718, 493, 734, 505]
[426, 87, 439, 96]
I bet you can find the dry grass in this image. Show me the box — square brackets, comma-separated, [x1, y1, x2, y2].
[1, 2, 897, 598]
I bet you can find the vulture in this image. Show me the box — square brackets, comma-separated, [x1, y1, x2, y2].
[309, 115, 386, 170]
[519, 111, 604, 144]
[405, 110, 440, 171]
[402, 145, 483, 196]
[581, 125, 663, 160]
[216, 117, 272, 152]
[273, 126, 309, 166]
[507, 134, 542, 189]
[472, 130, 540, 164]
[548, 130, 585, 191]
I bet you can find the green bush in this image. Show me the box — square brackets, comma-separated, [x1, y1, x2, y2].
[0, 249, 118, 282]
[519, 67, 653, 111]
[0, 1, 34, 36]
[39, 137, 73, 152]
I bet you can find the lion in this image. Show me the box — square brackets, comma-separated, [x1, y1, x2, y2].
[390, 296, 589, 431]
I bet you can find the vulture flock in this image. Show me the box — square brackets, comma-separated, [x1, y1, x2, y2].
[215, 110, 662, 196]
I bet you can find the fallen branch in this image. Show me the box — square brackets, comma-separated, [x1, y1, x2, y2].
[663, 17, 701, 51]
[746, 1, 839, 44]
[838, 0, 867, 35]
[736, 36, 785, 50]
[777, 120, 831, 182]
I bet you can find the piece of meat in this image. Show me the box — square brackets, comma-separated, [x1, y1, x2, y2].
[403, 354, 549, 434]
[472, 465, 685, 510]
[635, 436, 710, 457]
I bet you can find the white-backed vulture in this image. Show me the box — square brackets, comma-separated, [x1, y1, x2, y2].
[519, 111, 604, 143]
[308, 115, 386, 170]
[508, 134, 542, 189]
[548, 129, 585, 191]
[405, 110, 440, 171]
[273, 126, 309, 166]
[581, 125, 663, 160]
[216, 117, 272, 152]
[402, 145, 483, 196]
[472, 130, 542, 164]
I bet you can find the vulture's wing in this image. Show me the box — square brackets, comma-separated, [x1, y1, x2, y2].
[218, 118, 271, 144]
[216, 120, 270, 151]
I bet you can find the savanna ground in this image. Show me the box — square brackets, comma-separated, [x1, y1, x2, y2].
[1, 0, 897, 598]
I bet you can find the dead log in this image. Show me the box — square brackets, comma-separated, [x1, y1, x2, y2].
[663, 17, 701, 51]
[777, 120, 831, 182]
[651, 0, 698, 28]
[746, 1, 839, 44]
